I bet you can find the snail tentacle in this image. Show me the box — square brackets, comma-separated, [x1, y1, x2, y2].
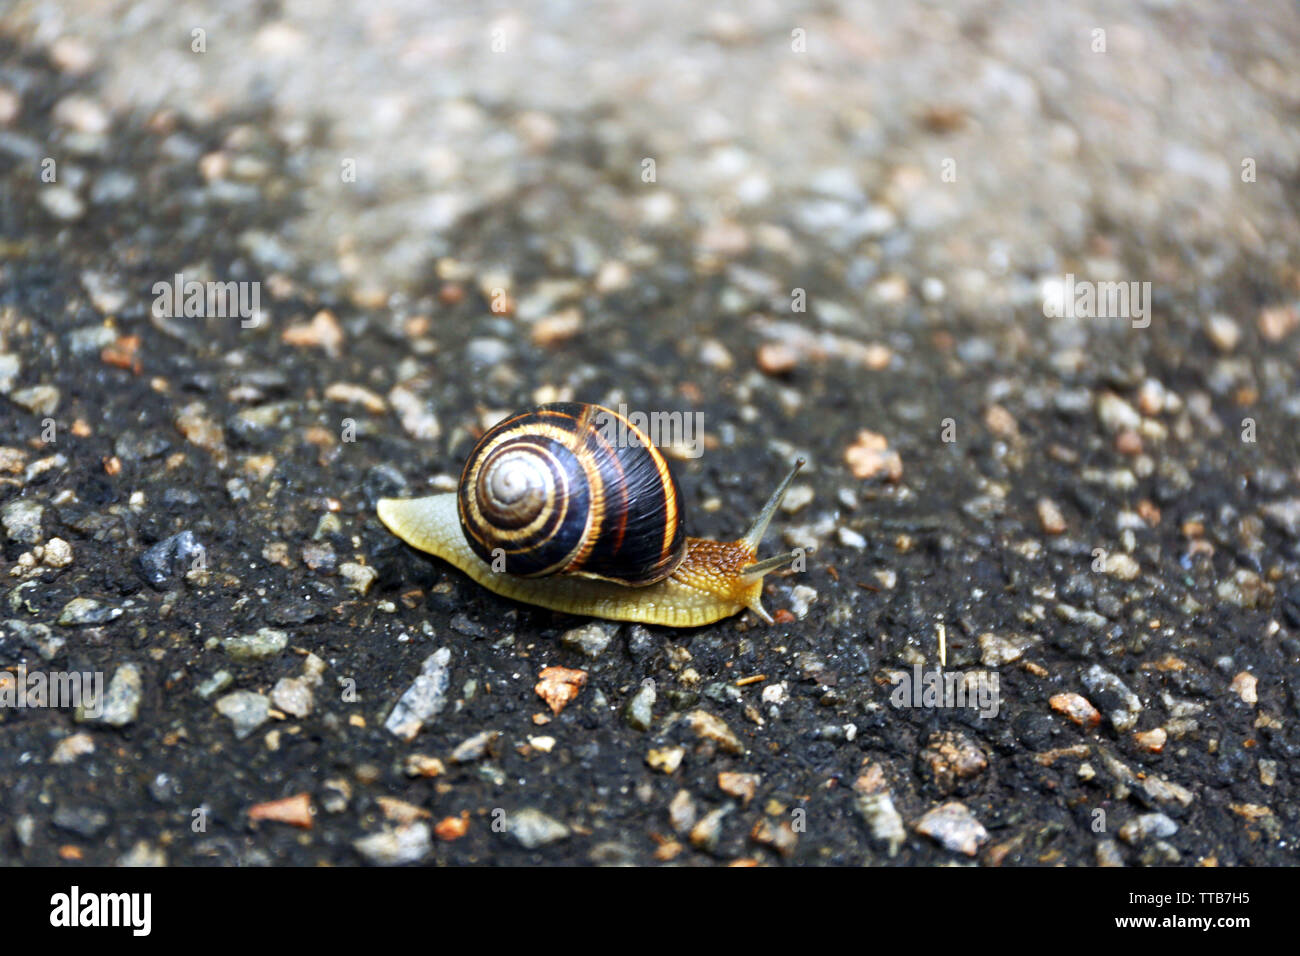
[740, 457, 805, 552]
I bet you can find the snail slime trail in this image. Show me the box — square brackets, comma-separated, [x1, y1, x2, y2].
[378, 402, 808, 627]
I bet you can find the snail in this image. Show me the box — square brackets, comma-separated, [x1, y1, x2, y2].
[377, 402, 805, 627]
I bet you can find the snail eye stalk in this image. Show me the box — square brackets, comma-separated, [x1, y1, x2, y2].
[740, 548, 809, 580]
[741, 457, 805, 553]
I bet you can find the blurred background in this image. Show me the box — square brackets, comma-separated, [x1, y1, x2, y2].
[8, 0, 1299, 304]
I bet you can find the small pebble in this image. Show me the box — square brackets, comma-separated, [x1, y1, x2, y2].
[531, 308, 583, 347]
[12, 384, 62, 416]
[52, 94, 108, 134]
[646, 745, 685, 774]
[435, 815, 470, 841]
[215, 690, 271, 740]
[1080, 664, 1143, 731]
[51, 732, 96, 764]
[2, 499, 44, 545]
[385, 648, 452, 741]
[197, 670, 233, 699]
[1050, 692, 1101, 729]
[668, 790, 697, 834]
[1115, 429, 1143, 455]
[41, 537, 73, 568]
[248, 793, 314, 829]
[914, 801, 988, 856]
[1118, 813, 1178, 845]
[175, 402, 228, 467]
[449, 613, 489, 637]
[1133, 727, 1167, 753]
[223, 628, 289, 661]
[687, 709, 745, 754]
[855, 790, 905, 857]
[750, 817, 798, 857]
[1259, 759, 1277, 787]
[1230, 671, 1257, 705]
[919, 731, 988, 794]
[535, 665, 587, 715]
[509, 808, 570, 849]
[466, 337, 511, 365]
[978, 632, 1040, 666]
[1036, 498, 1067, 535]
[718, 771, 761, 806]
[757, 342, 799, 376]
[52, 804, 110, 838]
[271, 677, 314, 718]
[1136, 379, 1167, 417]
[450, 729, 501, 763]
[99, 664, 143, 727]
[836, 526, 866, 549]
[1101, 552, 1140, 580]
[1258, 305, 1298, 342]
[403, 755, 447, 778]
[301, 541, 336, 573]
[689, 806, 732, 852]
[559, 622, 614, 659]
[920, 277, 946, 302]
[339, 562, 378, 595]
[984, 404, 1019, 439]
[698, 339, 734, 371]
[1097, 392, 1141, 432]
[625, 679, 656, 730]
[1205, 313, 1241, 352]
[282, 310, 344, 356]
[118, 841, 167, 867]
[844, 430, 903, 482]
[780, 484, 815, 514]
[3, 620, 63, 659]
[387, 386, 441, 441]
[139, 530, 206, 588]
[58, 597, 122, 627]
[324, 382, 386, 414]
[39, 187, 85, 222]
[353, 822, 432, 865]
[1095, 839, 1125, 867]
[1216, 569, 1266, 608]
[789, 585, 818, 619]
[0, 88, 20, 125]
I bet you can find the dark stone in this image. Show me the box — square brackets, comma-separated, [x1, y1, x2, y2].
[138, 530, 206, 589]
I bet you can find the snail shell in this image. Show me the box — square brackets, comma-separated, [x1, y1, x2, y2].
[458, 403, 686, 585]
[378, 402, 805, 627]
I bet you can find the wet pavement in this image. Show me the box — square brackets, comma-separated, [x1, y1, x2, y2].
[0, 2, 1298, 866]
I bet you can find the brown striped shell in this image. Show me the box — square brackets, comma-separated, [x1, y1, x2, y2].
[457, 403, 688, 586]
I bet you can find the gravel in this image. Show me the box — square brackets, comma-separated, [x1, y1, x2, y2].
[215, 691, 272, 741]
[508, 808, 570, 849]
[384, 648, 453, 742]
[97, 663, 144, 727]
[559, 622, 615, 659]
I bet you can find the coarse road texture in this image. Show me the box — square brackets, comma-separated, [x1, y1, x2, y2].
[0, 2, 1298, 865]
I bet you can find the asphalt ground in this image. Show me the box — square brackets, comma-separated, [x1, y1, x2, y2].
[0, 2, 1297, 867]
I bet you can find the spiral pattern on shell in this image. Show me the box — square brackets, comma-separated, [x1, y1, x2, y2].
[457, 403, 687, 586]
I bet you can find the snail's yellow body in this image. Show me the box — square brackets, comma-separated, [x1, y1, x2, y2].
[377, 402, 804, 628]
[378, 495, 771, 626]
